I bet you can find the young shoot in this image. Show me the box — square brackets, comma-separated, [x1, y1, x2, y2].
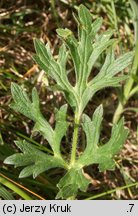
[4, 5, 134, 199]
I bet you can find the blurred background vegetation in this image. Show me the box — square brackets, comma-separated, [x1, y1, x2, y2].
[0, 0, 138, 200]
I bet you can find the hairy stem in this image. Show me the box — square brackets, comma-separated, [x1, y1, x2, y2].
[70, 113, 80, 166]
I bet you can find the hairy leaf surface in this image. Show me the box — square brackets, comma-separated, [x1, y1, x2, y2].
[34, 4, 134, 115]
[10, 83, 69, 157]
[77, 105, 128, 171]
[56, 168, 90, 199]
[4, 5, 133, 200]
[4, 140, 68, 178]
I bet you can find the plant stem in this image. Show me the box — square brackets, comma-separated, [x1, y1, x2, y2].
[70, 113, 80, 166]
[129, 0, 138, 42]
[113, 2, 138, 123]
[113, 42, 138, 123]
[85, 182, 138, 200]
[111, 0, 118, 31]
[50, 0, 60, 27]
[0, 175, 32, 200]
[113, 101, 124, 123]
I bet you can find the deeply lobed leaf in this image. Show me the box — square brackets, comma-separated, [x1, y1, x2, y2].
[10, 83, 69, 157]
[4, 140, 68, 178]
[56, 167, 90, 199]
[56, 105, 128, 199]
[77, 105, 129, 171]
[4, 5, 133, 200]
[33, 38, 78, 110]
[11, 83, 40, 121]
[33, 4, 134, 116]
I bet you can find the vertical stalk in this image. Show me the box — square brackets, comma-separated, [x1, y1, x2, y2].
[113, 101, 124, 123]
[70, 113, 80, 166]
[113, 0, 138, 123]
[50, 0, 60, 27]
[111, 0, 118, 31]
[113, 42, 138, 123]
[129, 0, 138, 43]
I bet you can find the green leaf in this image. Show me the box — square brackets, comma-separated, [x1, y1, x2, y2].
[94, 47, 115, 80]
[57, 44, 68, 70]
[10, 83, 54, 147]
[77, 107, 128, 171]
[80, 75, 127, 115]
[56, 168, 90, 199]
[87, 30, 115, 79]
[34, 5, 134, 116]
[32, 117, 54, 151]
[56, 105, 128, 199]
[57, 28, 80, 84]
[78, 5, 92, 32]
[34, 38, 72, 92]
[4, 140, 68, 178]
[82, 104, 103, 153]
[97, 118, 128, 171]
[33, 38, 78, 110]
[34, 39, 69, 91]
[0, 184, 14, 200]
[106, 51, 134, 76]
[91, 17, 103, 34]
[10, 83, 69, 156]
[53, 105, 69, 155]
[5, 5, 133, 200]
[79, 48, 134, 114]
[56, 28, 73, 38]
[11, 83, 43, 122]
[34, 104, 69, 156]
[77, 105, 103, 165]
